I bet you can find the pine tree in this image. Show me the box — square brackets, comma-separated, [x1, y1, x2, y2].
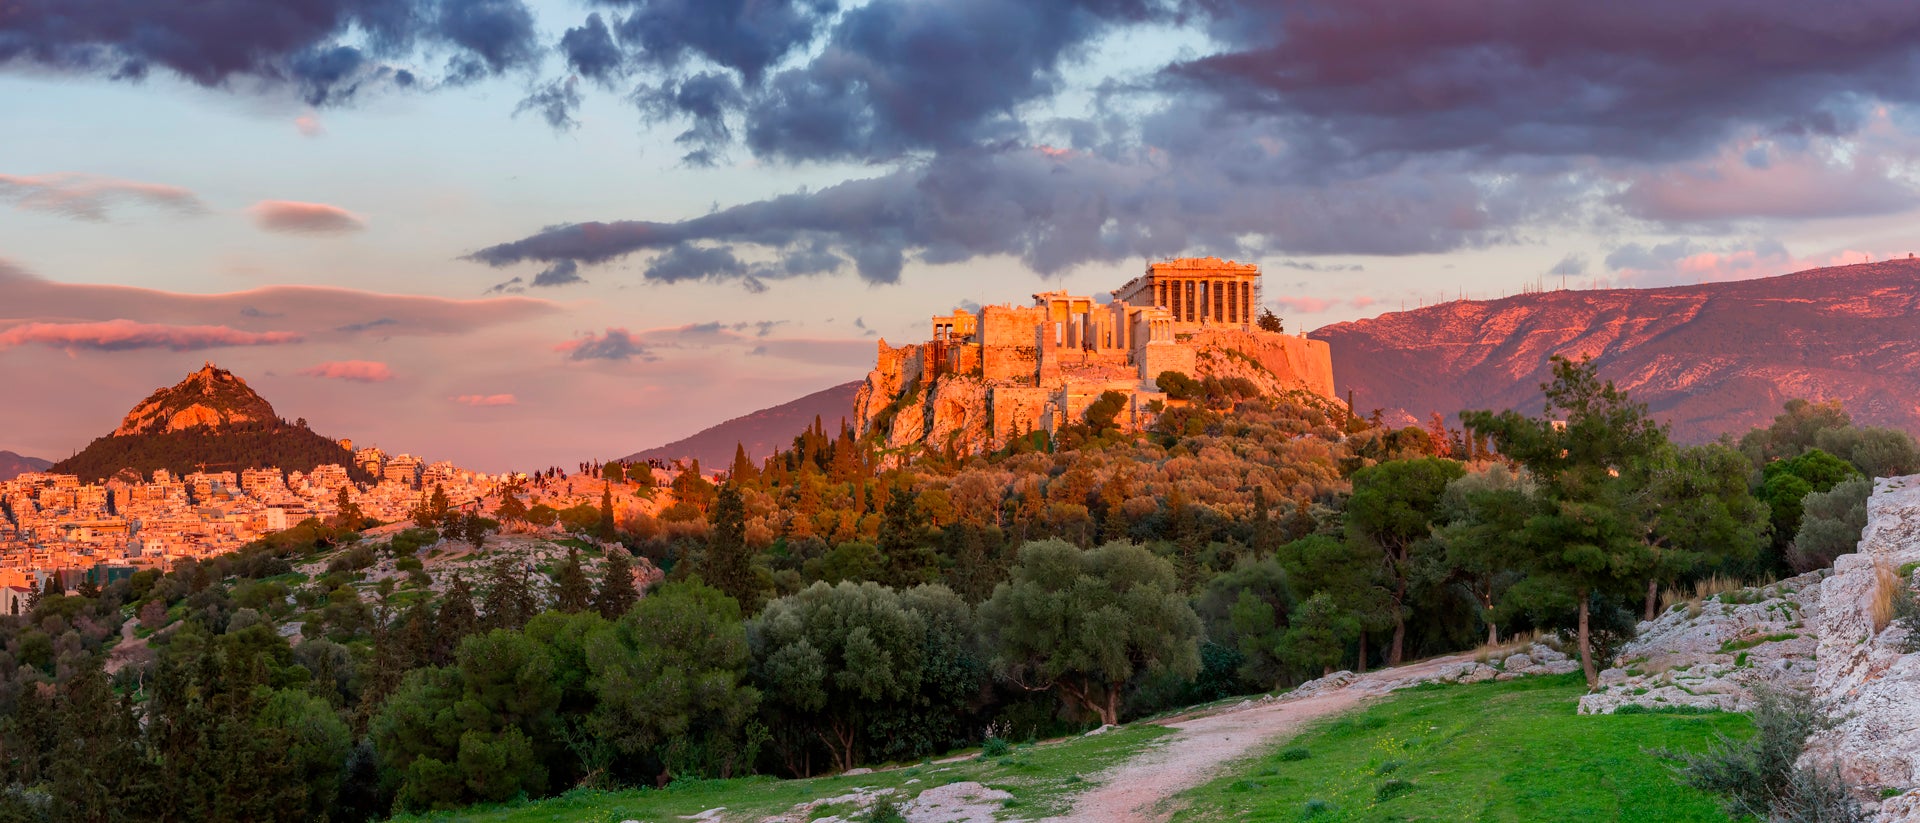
[553, 548, 593, 612]
[595, 548, 641, 619]
[495, 489, 529, 524]
[481, 554, 538, 631]
[428, 483, 451, 529]
[729, 442, 759, 483]
[434, 573, 479, 664]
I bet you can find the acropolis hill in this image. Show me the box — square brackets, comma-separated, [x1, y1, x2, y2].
[853, 257, 1336, 455]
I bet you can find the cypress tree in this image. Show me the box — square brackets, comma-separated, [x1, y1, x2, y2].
[599, 484, 616, 539]
[553, 548, 593, 613]
[595, 548, 641, 619]
[702, 483, 759, 610]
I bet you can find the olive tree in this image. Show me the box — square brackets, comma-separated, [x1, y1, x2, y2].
[978, 539, 1201, 727]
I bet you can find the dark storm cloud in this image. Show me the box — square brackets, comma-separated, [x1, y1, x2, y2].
[605, 0, 840, 85]
[560, 13, 623, 83]
[741, 0, 1174, 163]
[634, 72, 746, 165]
[469, 140, 1553, 287]
[0, 0, 543, 105]
[1170, 0, 1920, 164]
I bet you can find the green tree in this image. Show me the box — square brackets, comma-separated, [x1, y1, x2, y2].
[1635, 443, 1769, 619]
[751, 581, 927, 773]
[977, 540, 1202, 726]
[1279, 592, 1356, 676]
[333, 484, 363, 527]
[878, 485, 936, 586]
[496, 488, 529, 524]
[703, 483, 765, 611]
[1789, 476, 1872, 572]
[1197, 557, 1293, 685]
[1463, 355, 1668, 688]
[594, 548, 642, 619]
[435, 573, 479, 665]
[1436, 463, 1538, 644]
[1084, 390, 1129, 435]
[553, 548, 594, 613]
[598, 484, 616, 539]
[481, 554, 538, 631]
[1275, 534, 1395, 672]
[1257, 308, 1284, 333]
[1343, 457, 1465, 665]
[587, 581, 761, 782]
[371, 630, 561, 811]
[1759, 448, 1860, 567]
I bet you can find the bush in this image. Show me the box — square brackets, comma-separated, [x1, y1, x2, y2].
[1375, 779, 1415, 801]
[1278, 747, 1311, 762]
[981, 736, 1011, 757]
[867, 796, 907, 823]
[1664, 686, 1862, 822]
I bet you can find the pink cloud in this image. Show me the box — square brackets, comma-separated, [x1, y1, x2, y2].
[298, 360, 394, 382]
[0, 319, 301, 352]
[451, 394, 516, 407]
[0, 260, 556, 337]
[294, 113, 325, 137]
[1615, 130, 1920, 223]
[1608, 239, 1881, 288]
[1272, 296, 1336, 314]
[0, 172, 205, 221]
[249, 200, 365, 234]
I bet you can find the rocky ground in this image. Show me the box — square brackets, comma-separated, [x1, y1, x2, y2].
[1578, 573, 1824, 715]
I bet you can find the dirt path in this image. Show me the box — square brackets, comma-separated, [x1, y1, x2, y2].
[1047, 653, 1480, 823]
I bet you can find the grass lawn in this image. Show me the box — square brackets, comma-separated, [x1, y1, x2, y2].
[384, 723, 1174, 823]
[1173, 673, 1746, 823]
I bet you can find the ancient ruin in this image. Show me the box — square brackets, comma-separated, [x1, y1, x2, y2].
[854, 257, 1336, 455]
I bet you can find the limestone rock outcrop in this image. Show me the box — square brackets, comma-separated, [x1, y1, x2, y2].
[1578, 573, 1823, 715]
[1805, 476, 1920, 813]
[113, 362, 278, 436]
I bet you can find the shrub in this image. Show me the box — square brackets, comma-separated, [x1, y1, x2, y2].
[1278, 747, 1311, 762]
[1375, 779, 1415, 801]
[867, 796, 907, 823]
[1664, 686, 1862, 822]
[1303, 799, 1333, 817]
[981, 736, 1011, 758]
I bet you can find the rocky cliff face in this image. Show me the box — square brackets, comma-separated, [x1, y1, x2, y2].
[1805, 476, 1920, 818]
[1312, 259, 1920, 441]
[112, 362, 279, 436]
[852, 329, 1336, 456]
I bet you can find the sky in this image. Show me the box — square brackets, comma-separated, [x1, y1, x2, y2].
[3, 0, 1919, 471]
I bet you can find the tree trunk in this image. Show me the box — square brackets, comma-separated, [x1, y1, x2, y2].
[1577, 591, 1597, 690]
[1357, 632, 1368, 674]
[1389, 618, 1405, 667]
[1487, 620, 1498, 647]
[1644, 578, 1659, 623]
[1103, 682, 1121, 728]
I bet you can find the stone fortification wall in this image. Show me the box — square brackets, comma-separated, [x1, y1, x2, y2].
[1189, 328, 1336, 400]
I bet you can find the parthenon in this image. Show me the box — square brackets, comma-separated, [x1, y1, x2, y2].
[1111, 257, 1263, 329]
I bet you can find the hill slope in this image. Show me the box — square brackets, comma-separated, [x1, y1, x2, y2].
[623, 381, 861, 468]
[0, 451, 52, 481]
[1311, 259, 1920, 441]
[51, 363, 365, 482]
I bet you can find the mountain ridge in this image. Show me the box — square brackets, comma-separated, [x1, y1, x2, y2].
[1310, 259, 1920, 441]
[0, 451, 52, 481]
[622, 381, 862, 469]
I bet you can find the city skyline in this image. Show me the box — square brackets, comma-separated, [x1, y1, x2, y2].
[6, 0, 1920, 470]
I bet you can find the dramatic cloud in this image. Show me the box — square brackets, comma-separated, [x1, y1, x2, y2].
[516, 77, 582, 131]
[0, 259, 557, 337]
[298, 360, 395, 382]
[1614, 135, 1920, 223]
[0, 0, 544, 105]
[1549, 255, 1588, 277]
[451, 394, 516, 406]
[470, 143, 1545, 286]
[1173, 0, 1920, 164]
[0, 172, 205, 221]
[0, 319, 300, 352]
[555, 328, 657, 362]
[249, 200, 366, 234]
